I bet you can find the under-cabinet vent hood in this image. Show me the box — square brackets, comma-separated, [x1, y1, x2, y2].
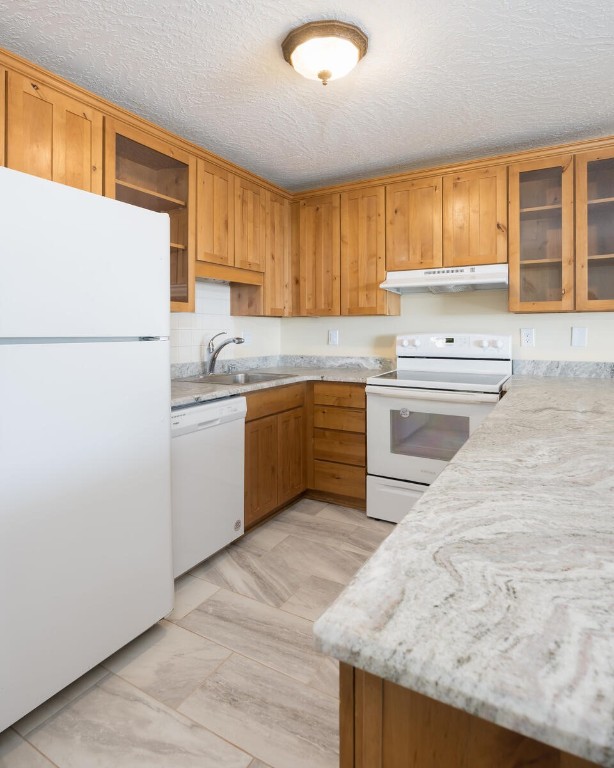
[380, 263, 509, 294]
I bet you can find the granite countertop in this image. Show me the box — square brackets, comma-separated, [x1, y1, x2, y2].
[171, 366, 382, 408]
[313, 376, 614, 767]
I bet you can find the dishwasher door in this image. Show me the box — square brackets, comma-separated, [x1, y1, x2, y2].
[171, 397, 246, 578]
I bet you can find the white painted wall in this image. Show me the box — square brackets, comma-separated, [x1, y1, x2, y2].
[170, 281, 281, 365]
[280, 291, 614, 362]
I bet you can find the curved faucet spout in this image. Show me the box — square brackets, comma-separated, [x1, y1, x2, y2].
[207, 335, 245, 374]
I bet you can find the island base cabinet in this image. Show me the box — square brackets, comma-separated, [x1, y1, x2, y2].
[341, 664, 598, 768]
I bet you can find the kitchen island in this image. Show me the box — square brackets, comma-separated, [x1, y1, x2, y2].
[314, 376, 614, 767]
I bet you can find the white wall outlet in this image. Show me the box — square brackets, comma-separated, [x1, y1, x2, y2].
[520, 328, 535, 347]
[571, 326, 588, 347]
[328, 329, 340, 346]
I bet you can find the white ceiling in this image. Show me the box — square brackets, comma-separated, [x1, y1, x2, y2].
[2, 0, 614, 191]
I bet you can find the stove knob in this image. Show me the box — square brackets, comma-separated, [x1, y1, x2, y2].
[411, 339, 421, 347]
[491, 339, 504, 349]
[400, 339, 410, 347]
[477, 339, 489, 348]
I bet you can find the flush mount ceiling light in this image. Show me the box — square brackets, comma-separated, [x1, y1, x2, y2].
[282, 20, 368, 86]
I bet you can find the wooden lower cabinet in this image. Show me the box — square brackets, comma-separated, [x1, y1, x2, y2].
[308, 382, 366, 508]
[341, 664, 598, 768]
[244, 384, 306, 528]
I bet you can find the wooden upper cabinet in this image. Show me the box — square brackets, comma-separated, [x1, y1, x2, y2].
[235, 176, 266, 272]
[341, 186, 399, 316]
[386, 176, 443, 270]
[6, 70, 102, 194]
[575, 147, 614, 311]
[443, 166, 507, 266]
[0, 68, 6, 166]
[264, 191, 291, 316]
[104, 118, 196, 312]
[508, 154, 574, 312]
[300, 193, 341, 316]
[196, 159, 234, 267]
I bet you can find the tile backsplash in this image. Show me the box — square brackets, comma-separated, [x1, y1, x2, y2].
[170, 281, 281, 365]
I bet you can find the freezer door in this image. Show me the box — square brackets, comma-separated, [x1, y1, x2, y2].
[0, 340, 172, 730]
[0, 168, 169, 338]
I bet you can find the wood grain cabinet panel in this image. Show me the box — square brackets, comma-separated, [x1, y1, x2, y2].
[264, 191, 291, 316]
[6, 70, 102, 194]
[341, 186, 399, 316]
[386, 176, 443, 270]
[235, 176, 267, 272]
[278, 407, 305, 506]
[244, 414, 278, 528]
[313, 461, 366, 501]
[299, 193, 341, 315]
[508, 154, 574, 313]
[313, 405, 366, 434]
[443, 165, 508, 266]
[196, 159, 235, 267]
[313, 429, 365, 466]
[313, 382, 366, 409]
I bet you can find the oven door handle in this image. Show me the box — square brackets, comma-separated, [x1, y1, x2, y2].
[365, 385, 500, 404]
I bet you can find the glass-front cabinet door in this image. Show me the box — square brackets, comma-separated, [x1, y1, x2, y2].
[576, 148, 614, 311]
[105, 119, 196, 312]
[508, 155, 574, 312]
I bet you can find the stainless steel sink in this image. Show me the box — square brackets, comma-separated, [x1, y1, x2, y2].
[177, 372, 295, 385]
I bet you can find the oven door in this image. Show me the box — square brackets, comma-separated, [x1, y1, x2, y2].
[366, 385, 498, 484]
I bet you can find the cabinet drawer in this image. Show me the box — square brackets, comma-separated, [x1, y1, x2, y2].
[313, 429, 365, 466]
[313, 406, 365, 433]
[246, 383, 305, 422]
[313, 461, 366, 501]
[313, 382, 366, 408]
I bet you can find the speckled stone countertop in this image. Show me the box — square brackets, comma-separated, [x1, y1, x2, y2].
[170, 366, 383, 409]
[314, 376, 614, 767]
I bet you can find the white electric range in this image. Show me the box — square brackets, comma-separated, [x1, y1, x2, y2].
[366, 333, 512, 523]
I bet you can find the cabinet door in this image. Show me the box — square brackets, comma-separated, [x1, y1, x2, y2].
[508, 155, 574, 312]
[0, 68, 5, 166]
[244, 415, 278, 528]
[341, 186, 398, 316]
[575, 147, 614, 311]
[278, 407, 305, 506]
[104, 119, 196, 312]
[386, 176, 442, 270]
[6, 70, 103, 194]
[235, 176, 266, 272]
[443, 166, 507, 266]
[196, 159, 235, 267]
[299, 193, 341, 316]
[264, 191, 291, 316]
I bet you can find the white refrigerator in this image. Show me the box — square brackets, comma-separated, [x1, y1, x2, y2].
[0, 168, 173, 731]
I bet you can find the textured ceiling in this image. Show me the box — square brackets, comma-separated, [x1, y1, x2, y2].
[1, 0, 614, 191]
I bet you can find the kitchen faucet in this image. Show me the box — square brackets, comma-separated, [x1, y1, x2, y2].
[207, 332, 245, 374]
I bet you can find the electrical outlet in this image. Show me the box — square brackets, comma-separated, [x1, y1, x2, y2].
[571, 327, 588, 347]
[520, 328, 535, 347]
[328, 329, 339, 346]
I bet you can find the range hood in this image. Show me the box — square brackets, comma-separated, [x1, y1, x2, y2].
[380, 263, 509, 294]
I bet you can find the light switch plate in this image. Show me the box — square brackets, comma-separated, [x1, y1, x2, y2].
[571, 326, 588, 347]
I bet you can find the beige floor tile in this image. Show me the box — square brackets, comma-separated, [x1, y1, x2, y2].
[231, 525, 289, 554]
[337, 522, 394, 556]
[179, 654, 338, 768]
[248, 760, 273, 768]
[267, 534, 367, 585]
[167, 574, 219, 621]
[177, 588, 333, 691]
[13, 666, 109, 737]
[26, 674, 251, 768]
[0, 729, 55, 768]
[102, 620, 231, 709]
[280, 575, 344, 621]
[191, 546, 302, 608]
[284, 497, 329, 516]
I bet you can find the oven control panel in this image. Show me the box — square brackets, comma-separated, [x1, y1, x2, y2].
[396, 333, 511, 359]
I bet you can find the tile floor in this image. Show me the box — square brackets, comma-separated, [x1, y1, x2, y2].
[0, 499, 393, 768]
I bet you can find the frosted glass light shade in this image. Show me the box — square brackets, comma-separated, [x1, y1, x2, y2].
[291, 37, 359, 83]
[282, 20, 368, 86]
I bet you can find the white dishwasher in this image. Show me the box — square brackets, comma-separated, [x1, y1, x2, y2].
[171, 396, 246, 578]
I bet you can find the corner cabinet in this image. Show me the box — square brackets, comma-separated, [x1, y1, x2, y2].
[104, 119, 196, 312]
[576, 147, 614, 311]
[6, 70, 103, 194]
[341, 186, 399, 316]
[300, 193, 341, 315]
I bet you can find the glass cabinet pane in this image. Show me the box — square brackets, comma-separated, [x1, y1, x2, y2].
[518, 167, 563, 303]
[586, 157, 614, 302]
[390, 410, 469, 462]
